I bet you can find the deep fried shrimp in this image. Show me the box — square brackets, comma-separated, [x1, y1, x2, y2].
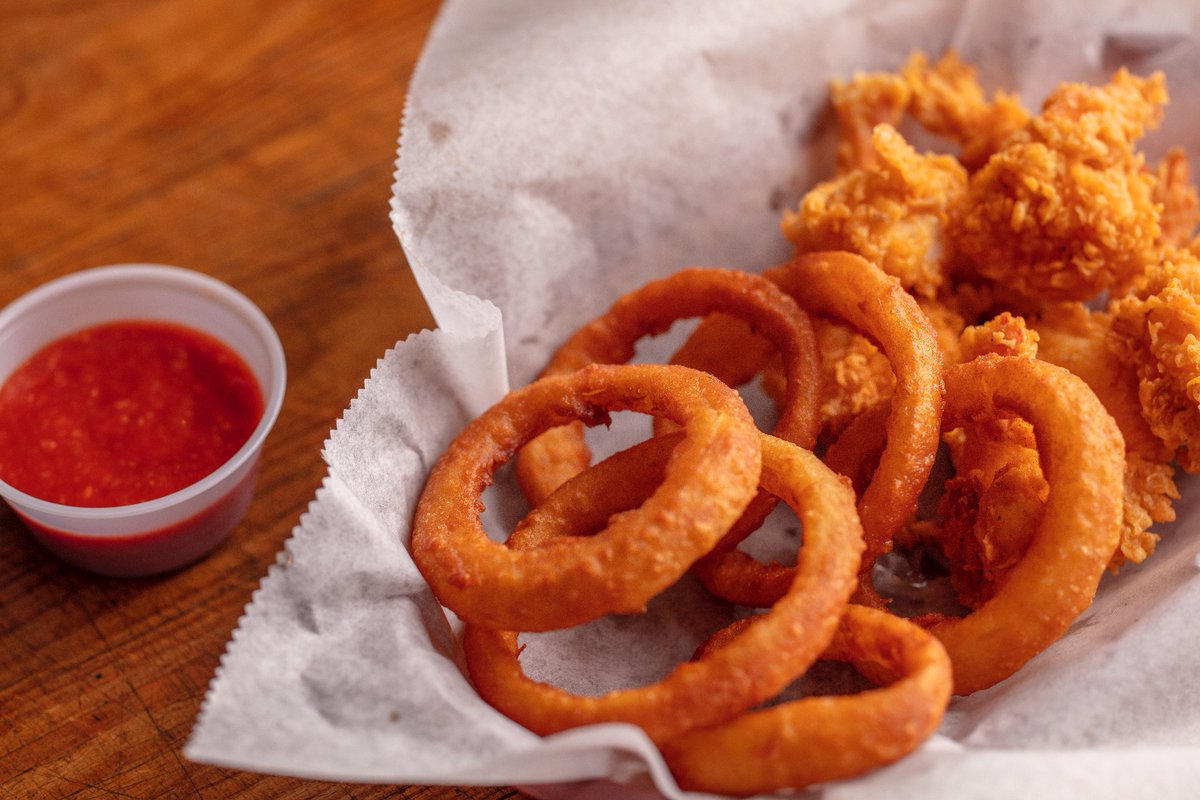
[783, 125, 966, 299]
[930, 317, 1046, 606]
[950, 69, 1167, 304]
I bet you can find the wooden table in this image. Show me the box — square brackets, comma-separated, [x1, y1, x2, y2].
[0, 2, 523, 797]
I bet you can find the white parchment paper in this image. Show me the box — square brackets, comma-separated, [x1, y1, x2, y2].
[187, 0, 1200, 797]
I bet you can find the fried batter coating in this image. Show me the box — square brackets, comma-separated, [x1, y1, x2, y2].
[920, 317, 1044, 606]
[950, 69, 1167, 304]
[958, 311, 1038, 361]
[802, 56, 1188, 585]
[1110, 251, 1200, 472]
[1032, 302, 1179, 566]
[1119, 454, 1180, 567]
[1034, 303, 1168, 460]
[830, 70, 912, 172]
[783, 125, 967, 299]
[762, 318, 895, 443]
[916, 296, 966, 369]
[937, 414, 1046, 608]
[901, 49, 1029, 170]
[1151, 147, 1200, 251]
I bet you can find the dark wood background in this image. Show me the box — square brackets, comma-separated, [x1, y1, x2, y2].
[0, 2, 525, 797]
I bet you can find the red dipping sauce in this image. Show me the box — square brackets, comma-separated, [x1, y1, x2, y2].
[0, 320, 264, 508]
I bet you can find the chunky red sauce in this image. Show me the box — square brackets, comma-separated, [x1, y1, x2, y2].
[0, 320, 264, 507]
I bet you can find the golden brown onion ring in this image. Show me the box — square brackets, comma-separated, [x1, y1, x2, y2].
[924, 355, 1124, 694]
[661, 605, 952, 796]
[410, 363, 761, 632]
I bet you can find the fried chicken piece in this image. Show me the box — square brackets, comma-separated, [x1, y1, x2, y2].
[1032, 302, 1178, 567]
[901, 49, 1030, 169]
[782, 125, 967, 299]
[950, 68, 1167, 304]
[1110, 250, 1200, 472]
[829, 70, 912, 172]
[1151, 147, 1200, 251]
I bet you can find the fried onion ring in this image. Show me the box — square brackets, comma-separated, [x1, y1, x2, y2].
[514, 267, 821, 506]
[922, 355, 1124, 694]
[661, 605, 952, 796]
[462, 432, 864, 744]
[410, 363, 761, 632]
[681, 252, 943, 607]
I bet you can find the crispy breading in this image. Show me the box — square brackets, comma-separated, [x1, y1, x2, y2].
[958, 311, 1039, 361]
[1151, 147, 1200, 251]
[1032, 302, 1179, 565]
[761, 318, 894, 443]
[783, 125, 966, 299]
[830, 70, 912, 172]
[1110, 250, 1200, 472]
[902, 49, 1029, 169]
[950, 69, 1167, 304]
[916, 296, 966, 368]
[937, 425, 1047, 608]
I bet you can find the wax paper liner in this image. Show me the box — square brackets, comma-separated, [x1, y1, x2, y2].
[187, 0, 1200, 797]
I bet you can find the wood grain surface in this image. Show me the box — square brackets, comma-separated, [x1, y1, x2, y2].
[0, 2, 527, 798]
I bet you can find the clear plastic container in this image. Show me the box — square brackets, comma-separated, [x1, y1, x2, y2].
[0, 264, 286, 576]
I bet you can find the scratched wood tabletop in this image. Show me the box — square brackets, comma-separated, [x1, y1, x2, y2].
[0, 2, 526, 798]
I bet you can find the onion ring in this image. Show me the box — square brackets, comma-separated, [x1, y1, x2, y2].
[410, 362, 761, 632]
[685, 251, 943, 608]
[922, 354, 1124, 694]
[463, 432, 864, 744]
[661, 605, 952, 796]
[514, 267, 821, 506]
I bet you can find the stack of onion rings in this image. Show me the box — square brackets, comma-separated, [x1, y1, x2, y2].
[463, 431, 865, 744]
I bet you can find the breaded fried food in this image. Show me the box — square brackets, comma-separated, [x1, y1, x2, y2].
[783, 125, 967, 299]
[1110, 250, 1200, 472]
[1032, 302, 1179, 567]
[916, 296, 966, 368]
[902, 49, 1029, 170]
[760, 318, 894, 443]
[937, 413, 1046, 608]
[830, 70, 912, 172]
[958, 311, 1038, 360]
[950, 69, 1167, 304]
[1151, 147, 1200, 251]
[934, 315, 1045, 606]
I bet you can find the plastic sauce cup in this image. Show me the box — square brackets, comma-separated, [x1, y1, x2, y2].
[0, 264, 286, 576]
